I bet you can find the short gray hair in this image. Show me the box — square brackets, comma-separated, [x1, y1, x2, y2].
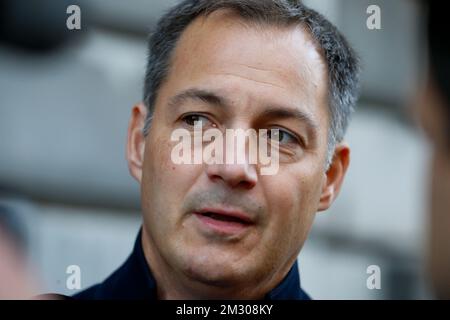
[143, 0, 360, 165]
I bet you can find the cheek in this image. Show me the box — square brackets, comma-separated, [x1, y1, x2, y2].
[142, 136, 175, 195]
[430, 153, 450, 251]
[431, 152, 450, 211]
[142, 130, 203, 213]
[263, 169, 323, 243]
[429, 153, 450, 293]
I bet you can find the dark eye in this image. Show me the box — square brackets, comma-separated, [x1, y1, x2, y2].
[182, 114, 212, 128]
[267, 128, 298, 145]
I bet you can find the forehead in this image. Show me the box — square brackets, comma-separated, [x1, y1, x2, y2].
[159, 9, 329, 123]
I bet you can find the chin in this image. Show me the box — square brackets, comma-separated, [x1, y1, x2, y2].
[179, 252, 250, 287]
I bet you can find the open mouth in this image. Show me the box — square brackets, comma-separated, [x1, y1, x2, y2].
[193, 209, 254, 235]
[198, 212, 251, 224]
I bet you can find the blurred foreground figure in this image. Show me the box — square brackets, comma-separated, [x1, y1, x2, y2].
[417, 0, 450, 299]
[0, 207, 37, 299]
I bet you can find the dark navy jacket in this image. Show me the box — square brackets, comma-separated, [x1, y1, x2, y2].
[73, 229, 311, 300]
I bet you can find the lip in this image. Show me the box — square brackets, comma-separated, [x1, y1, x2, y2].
[193, 207, 255, 235]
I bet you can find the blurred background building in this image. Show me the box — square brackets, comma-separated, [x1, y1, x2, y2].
[0, 0, 432, 299]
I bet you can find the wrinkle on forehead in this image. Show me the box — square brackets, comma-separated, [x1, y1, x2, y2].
[193, 10, 326, 81]
[209, 71, 287, 89]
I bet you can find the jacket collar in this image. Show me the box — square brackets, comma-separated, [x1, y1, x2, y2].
[74, 228, 310, 300]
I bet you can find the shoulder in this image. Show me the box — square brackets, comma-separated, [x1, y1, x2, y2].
[34, 293, 73, 300]
[72, 283, 103, 300]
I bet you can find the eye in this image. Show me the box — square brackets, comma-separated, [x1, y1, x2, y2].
[267, 128, 298, 145]
[181, 114, 214, 128]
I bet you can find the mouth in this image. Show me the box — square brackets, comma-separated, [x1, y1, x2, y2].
[193, 208, 255, 235]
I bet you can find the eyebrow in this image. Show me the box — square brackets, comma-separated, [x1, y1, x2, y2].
[168, 87, 319, 132]
[168, 88, 230, 111]
[259, 107, 319, 132]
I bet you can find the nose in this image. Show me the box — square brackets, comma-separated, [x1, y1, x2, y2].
[206, 162, 258, 189]
[205, 130, 258, 189]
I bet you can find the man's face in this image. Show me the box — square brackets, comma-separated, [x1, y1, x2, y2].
[417, 78, 450, 298]
[128, 11, 347, 295]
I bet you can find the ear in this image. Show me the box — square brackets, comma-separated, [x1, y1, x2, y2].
[126, 103, 148, 183]
[318, 142, 351, 212]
